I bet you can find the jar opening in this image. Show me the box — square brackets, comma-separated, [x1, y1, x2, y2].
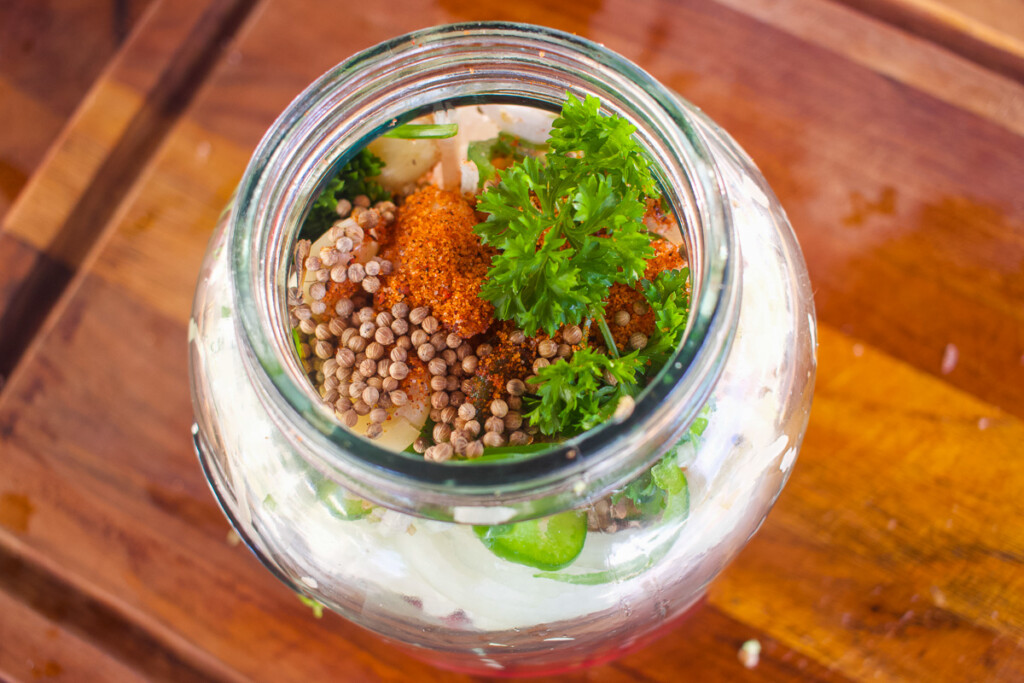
[229, 22, 738, 516]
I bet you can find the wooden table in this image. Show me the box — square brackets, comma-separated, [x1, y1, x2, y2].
[1, 0, 1022, 680]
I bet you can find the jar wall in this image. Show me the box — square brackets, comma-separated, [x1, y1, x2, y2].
[189, 92, 815, 674]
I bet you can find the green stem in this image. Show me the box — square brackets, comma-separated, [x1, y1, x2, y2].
[593, 312, 620, 358]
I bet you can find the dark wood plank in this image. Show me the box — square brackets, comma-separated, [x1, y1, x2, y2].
[3, 0, 1024, 680]
[836, 0, 1024, 82]
[0, 0, 258, 387]
[0, 0, 154, 219]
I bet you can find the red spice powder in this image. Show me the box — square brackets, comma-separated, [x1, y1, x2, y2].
[376, 186, 495, 337]
[604, 239, 689, 352]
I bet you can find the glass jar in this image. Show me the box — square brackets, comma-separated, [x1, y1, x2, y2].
[189, 22, 815, 677]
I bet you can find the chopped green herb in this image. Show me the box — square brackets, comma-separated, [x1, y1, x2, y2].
[638, 267, 691, 365]
[525, 347, 643, 436]
[382, 123, 458, 139]
[297, 594, 324, 618]
[474, 94, 657, 337]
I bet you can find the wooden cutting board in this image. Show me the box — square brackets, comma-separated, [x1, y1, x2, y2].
[1, 0, 1022, 680]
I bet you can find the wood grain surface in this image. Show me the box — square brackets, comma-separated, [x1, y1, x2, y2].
[1, 0, 1022, 681]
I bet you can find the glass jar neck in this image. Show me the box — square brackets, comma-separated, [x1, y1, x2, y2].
[229, 22, 739, 522]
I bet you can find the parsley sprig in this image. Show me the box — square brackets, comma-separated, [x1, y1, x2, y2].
[524, 268, 690, 437]
[474, 94, 658, 338]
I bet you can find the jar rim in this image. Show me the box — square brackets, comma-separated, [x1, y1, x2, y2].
[229, 22, 739, 518]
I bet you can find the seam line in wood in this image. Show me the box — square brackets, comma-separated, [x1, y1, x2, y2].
[833, 0, 1024, 83]
[0, 0, 260, 391]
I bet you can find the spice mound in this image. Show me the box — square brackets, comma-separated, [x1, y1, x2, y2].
[377, 185, 495, 338]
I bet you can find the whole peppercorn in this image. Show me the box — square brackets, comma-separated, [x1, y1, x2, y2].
[537, 339, 558, 358]
[421, 316, 440, 334]
[533, 357, 550, 373]
[614, 310, 631, 327]
[375, 327, 395, 346]
[417, 344, 436, 362]
[509, 431, 530, 446]
[465, 440, 484, 458]
[392, 302, 410, 319]
[490, 399, 509, 418]
[428, 357, 447, 376]
[410, 329, 429, 348]
[430, 442, 454, 462]
[335, 299, 354, 317]
[440, 406, 458, 424]
[464, 420, 482, 437]
[445, 333, 461, 349]
[504, 412, 523, 431]
[413, 437, 428, 454]
[314, 340, 334, 360]
[430, 375, 447, 392]
[485, 416, 506, 434]
[562, 325, 583, 345]
[389, 362, 410, 380]
[389, 390, 409, 406]
[328, 317, 346, 337]
[359, 321, 376, 339]
[433, 423, 452, 443]
[348, 262, 366, 283]
[369, 408, 388, 424]
[509, 330, 526, 344]
[409, 307, 429, 325]
[461, 355, 478, 374]
[362, 276, 380, 293]
[366, 423, 383, 439]
[431, 391, 450, 409]
[629, 332, 649, 350]
[458, 403, 476, 421]
[506, 378, 526, 396]
[482, 432, 505, 448]
[365, 342, 385, 360]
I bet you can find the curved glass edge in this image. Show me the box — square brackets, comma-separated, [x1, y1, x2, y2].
[226, 22, 738, 506]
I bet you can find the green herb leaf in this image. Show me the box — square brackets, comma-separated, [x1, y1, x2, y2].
[474, 95, 657, 336]
[639, 267, 691, 365]
[301, 150, 390, 240]
[297, 594, 325, 618]
[382, 123, 458, 139]
[525, 347, 643, 436]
